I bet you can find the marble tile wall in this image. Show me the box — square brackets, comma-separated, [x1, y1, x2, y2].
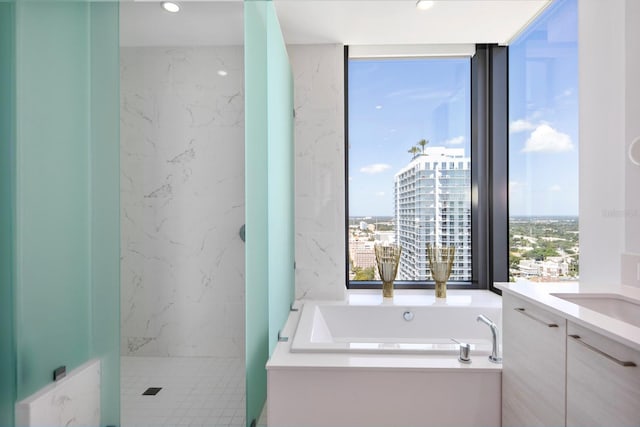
[289, 45, 347, 301]
[120, 47, 245, 357]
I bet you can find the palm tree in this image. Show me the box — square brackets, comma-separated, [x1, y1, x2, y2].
[418, 138, 429, 154]
[408, 146, 420, 158]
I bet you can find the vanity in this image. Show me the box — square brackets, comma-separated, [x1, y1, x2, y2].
[497, 282, 640, 427]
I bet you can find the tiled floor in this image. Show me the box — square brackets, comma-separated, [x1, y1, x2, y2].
[121, 356, 245, 427]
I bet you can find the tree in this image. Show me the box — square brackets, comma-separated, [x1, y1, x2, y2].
[418, 138, 429, 153]
[354, 266, 376, 280]
[523, 247, 558, 261]
[509, 254, 521, 269]
[408, 146, 420, 158]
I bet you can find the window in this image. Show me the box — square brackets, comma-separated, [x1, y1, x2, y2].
[508, 0, 579, 282]
[346, 56, 472, 285]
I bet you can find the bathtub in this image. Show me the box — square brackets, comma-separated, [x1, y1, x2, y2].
[291, 301, 501, 355]
[267, 290, 503, 427]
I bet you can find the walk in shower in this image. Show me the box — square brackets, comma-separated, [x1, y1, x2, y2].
[1, 1, 293, 425]
[119, 3, 246, 426]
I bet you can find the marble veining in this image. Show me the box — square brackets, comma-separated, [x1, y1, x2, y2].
[16, 360, 101, 427]
[289, 44, 347, 301]
[120, 47, 245, 358]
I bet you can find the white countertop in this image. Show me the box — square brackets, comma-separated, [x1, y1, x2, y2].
[267, 289, 503, 372]
[496, 281, 640, 352]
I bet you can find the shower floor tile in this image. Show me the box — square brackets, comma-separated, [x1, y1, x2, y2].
[121, 356, 245, 427]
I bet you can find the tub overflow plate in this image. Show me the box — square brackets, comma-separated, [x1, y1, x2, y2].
[403, 311, 414, 321]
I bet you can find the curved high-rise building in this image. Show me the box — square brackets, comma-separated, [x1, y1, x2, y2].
[395, 147, 471, 281]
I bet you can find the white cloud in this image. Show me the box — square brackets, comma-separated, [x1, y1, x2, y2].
[360, 163, 391, 174]
[444, 136, 465, 145]
[510, 119, 536, 133]
[549, 185, 562, 192]
[522, 124, 574, 153]
[375, 191, 385, 197]
[348, 176, 353, 181]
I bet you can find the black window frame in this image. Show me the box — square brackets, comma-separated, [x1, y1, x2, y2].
[344, 45, 508, 293]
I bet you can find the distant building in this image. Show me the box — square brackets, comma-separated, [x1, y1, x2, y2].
[518, 258, 569, 279]
[349, 239, 376, 270]
[374, 231, 395, 244]
[517, 260, 541, 278]
[394, 147, 471, 281]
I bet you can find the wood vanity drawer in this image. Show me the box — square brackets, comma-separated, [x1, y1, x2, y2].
[502, 294, 567, 426]
[566, 322, 640, 427]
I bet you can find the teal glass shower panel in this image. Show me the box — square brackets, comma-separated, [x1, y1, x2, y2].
[0, 3, 17, 426]
[245, 1, 295, 425]
[8, 2, 120, 425]
[89, 3, 121, 425]
[15, 1, 92, 398]
[266, 4, 295, 356]
[245, 2, 270, 426]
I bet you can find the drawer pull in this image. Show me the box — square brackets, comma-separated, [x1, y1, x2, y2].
[514, 307, 559, 328]
[569, 334, 637, 367]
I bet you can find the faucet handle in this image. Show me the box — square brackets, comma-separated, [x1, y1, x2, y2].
[458, 342, 471, 363]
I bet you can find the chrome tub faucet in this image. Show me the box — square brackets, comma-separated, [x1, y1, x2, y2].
[477, 314, 502, 363]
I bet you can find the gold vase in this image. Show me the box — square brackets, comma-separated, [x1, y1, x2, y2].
[427, 245, 455, 300]
[382, 280, 394, 298]
[375, 244, 402, 299]
[435, 281, 447, 299]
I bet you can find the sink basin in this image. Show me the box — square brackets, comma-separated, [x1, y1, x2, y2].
[551, 293, 640, 328]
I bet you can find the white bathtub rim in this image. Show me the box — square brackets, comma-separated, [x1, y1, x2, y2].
[268, 290, 503, 372]
[290, 290, 502, 355]
[291, 303, 499, 355]
[268, 311, 502, 372]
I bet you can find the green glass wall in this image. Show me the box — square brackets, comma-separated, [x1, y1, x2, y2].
[89, 4, 121, 425]
[0, 3, 17, 426]
[16, 1, 93, 397]
[245, 1, 294, 425]
[266, 4, 295, 356]
[1, 2, 120, 424]
[245, 3, 269, 425]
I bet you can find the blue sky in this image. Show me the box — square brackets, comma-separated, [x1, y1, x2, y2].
[348, 58, 470, 216]
[508, 0, 578, 216]
[348, 0, 578, 217]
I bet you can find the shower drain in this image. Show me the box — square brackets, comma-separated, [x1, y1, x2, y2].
[142, 387, 162, 396]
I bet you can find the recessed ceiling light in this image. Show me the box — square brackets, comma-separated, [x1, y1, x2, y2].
[416, 0, 435, 11]
[161, 2, 180, 13]
[217, 70, 228, 77]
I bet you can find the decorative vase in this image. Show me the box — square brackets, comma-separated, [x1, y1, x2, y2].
[427, 245, 455, 299]
[382, 280, 394, 299]
[375, 244, 402, 299]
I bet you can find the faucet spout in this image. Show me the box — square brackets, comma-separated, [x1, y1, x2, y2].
[476, 314, 502, 363]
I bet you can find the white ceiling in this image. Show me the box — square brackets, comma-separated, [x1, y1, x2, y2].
[120, 0, 552, 47]
[120, 1, 244, 47]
